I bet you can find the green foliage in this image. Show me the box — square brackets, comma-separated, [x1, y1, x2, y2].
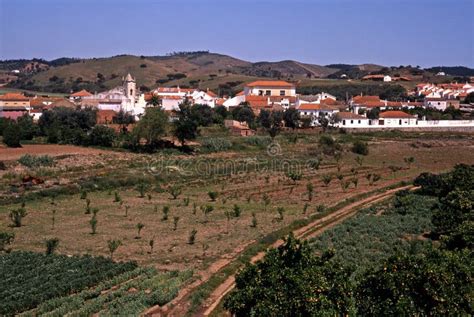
[162, 206, 170, 221]
[9, 207, 27, 227]
[233, 204, 241, 218]
[45, 238, 60, 255]
[113, 191, 121, 203]
[174, 101, 199, 145]
[285, 170, 302, 183]
[356, 248, 473, 316]
[87, 125, 116, 147]
[224, 234, 353, 316]
[276, 207, 285, 221]
[283, 108, 301, 129]
[321, 174, 333, 187]
[136, 223, 145, 238]
[257, 110, 284, 138]
[90, 216, 98, 234]
[310, 193, 436, 277]
[136, 182, 150, 198]
[306, 182, 314, 201]
[18, 154, 54, 168]
[0, 251, 137, 315]
[188, 229, 197, 245]
[107, 239, 122, 260]
[250, 212, 257, 228]
[201, 137, 233, 152]
[351, 140, 369, 155]
[2, 121, 22, 147]
[131, 106, 168, 148]
[0, 232, 15, 252]
[243, 136, 271, 147]
[231, 104, 255, 128]
[38, 108, 96, 145]
[168, 186, 182, 199]
[173, 216, 180, 231]
[208, 191, 218, 201]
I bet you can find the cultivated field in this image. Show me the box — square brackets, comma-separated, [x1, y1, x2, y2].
[1, 130, 473, 315]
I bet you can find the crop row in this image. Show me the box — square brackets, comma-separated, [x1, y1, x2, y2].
[0, 252, 137, 315]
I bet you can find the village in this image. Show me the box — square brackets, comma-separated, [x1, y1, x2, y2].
[1, 73, 474, 135]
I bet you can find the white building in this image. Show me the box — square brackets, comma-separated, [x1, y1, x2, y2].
[378, 111, 418, 126]
[297, 103, 340, 126]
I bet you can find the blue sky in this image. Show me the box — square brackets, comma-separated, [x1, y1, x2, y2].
[1, 0, 473, 67]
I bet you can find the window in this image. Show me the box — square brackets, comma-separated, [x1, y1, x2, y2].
[358, 120, 361, 124]
[265, 90, 271, 96]
[350, 120, 354, 124]
[280, 90, 285, 96]
[399, 119, 402, 125]
[343, 120, 346, 125]
[258, 90, 264, 96]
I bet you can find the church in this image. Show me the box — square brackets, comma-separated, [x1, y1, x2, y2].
[73, 73, 147, 117]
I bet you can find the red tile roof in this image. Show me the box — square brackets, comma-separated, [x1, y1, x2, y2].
[352, 95, 380, 104]
[0, 93, 29, 101]
[379, 111, 416, 119]
[206, 90, 217, 97]
[70, 89, 92, 97]
[337, 112, 366, 119]
[246, 80, 295, 88]
[298, 103, 339, 111]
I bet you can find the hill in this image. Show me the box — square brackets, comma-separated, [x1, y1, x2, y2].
[2, 52, 473, 95]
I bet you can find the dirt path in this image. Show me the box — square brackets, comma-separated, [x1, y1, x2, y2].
[199, 184, 414, 317]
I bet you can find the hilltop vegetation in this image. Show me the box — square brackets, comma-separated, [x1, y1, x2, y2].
[3, 51, 471, 94]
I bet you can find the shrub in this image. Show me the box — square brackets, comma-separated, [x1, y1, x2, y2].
[201, 138, 232, 152]
[244, 136, 271, 147]
[136, 223, 145, 239]
[233, 204, 241, 217]
[351, 140, 369, 155]
[0, 232, 15, 251]
[162, 206, 170, 221]
[45, 238, 60, 255]
[107, 239, 122, 260]
[168, 186, 182, 199]
[3, 122, 21, 147]
[87, 125, 116, 147]
[173, 216, 180, 230]
[188, 229, 197, 245]
[9, 207, 27, 227]
[18, 154, 54, 168]
[322, 174, 333, 187]
[208, 191, 218, 201]
[250, 212, 257, 228]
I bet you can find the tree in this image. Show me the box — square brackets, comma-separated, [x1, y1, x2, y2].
[87, 125, 116, 147]
[432, 189, 473, 238]
[356, 249, 473, 316]
[146, 94, 162, 107]
[366, 108, 380, 119]
[224, 234, 353, 316]
[107, 239, 122, 260]
[463, 92, 474, 104]
[174, 101, 199, 146]
[231, 104, 255, 128]
[306, 183, 314, 201]
[2, 121, 21, 147]
[136, 223, 145, 239]
[283, 108, 300, 129]
[133, 107, 168, 146]
[258, 110, 284, 139]
[351, 140, 369, 155]
[90, 216, 98, 234]
[9, 207, 27, 227]
[17, 114, 39, 140]
[45, 238, 59, 255]
[168, 186, 182, 199]
[188, 229, 197, 244]
[173, 216, 180, 230]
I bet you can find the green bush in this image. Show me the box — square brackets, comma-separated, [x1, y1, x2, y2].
[18, 154, 54, 168]
[351, 140, 369, 155]
[2, 122, 21, 147]
[244, 136, 271, 147]
[87, 125, 116, 147]
[201, 138, 232, 152]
